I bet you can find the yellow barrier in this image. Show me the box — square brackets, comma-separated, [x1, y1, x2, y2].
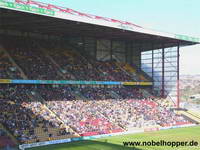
[123, 82, 152, 86]
[0, 79, 11, 83]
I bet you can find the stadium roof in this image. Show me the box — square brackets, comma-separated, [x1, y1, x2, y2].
[0, 0, 199, 51]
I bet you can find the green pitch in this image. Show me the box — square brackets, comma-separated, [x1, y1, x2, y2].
[29, 126, 200, 150]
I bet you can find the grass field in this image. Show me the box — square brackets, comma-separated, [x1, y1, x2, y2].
[29, 126, 200, 150]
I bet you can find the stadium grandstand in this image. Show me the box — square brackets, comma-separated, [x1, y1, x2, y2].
[0, 0, 200, 149]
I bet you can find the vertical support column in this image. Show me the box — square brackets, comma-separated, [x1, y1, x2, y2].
[152, 43, 154, 91]
[162, 44, 165, 98]
[177, 43, 180, 108]
[139, 43, 142, 69]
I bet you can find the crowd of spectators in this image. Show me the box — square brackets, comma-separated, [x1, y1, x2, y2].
[0, 36, 191, 144]
[1, 36, 139, 81]
[98, 99, 189, 129]
[48, 49, 106, 81]
[0, 85, 75, 144]
[35, 85, 76, 101]
[111, 86, 143, 99]
[35, 85, 189, 135]
[3, 37, 63, 80]
[0, 50, 22, 79]
[46, 100, 123, 136]
[75, 86, 144, 100]
[94, 61, 134, 81]
[77, 86, 115, 100]
[46, 98, 189, 136]
[0, 129, 16, 147]
[0, 84, 190, 143]
[48, 48, 135, 81]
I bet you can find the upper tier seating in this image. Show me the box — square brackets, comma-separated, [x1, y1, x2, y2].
[0, 50, 22, 79]
[3, 37, 63, 80]
[1, 36, 139, 81]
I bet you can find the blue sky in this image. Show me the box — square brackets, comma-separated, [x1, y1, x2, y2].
[40, 0, 200, 75]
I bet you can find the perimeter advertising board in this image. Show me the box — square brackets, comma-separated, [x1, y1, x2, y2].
[0, 0, 54, 16]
